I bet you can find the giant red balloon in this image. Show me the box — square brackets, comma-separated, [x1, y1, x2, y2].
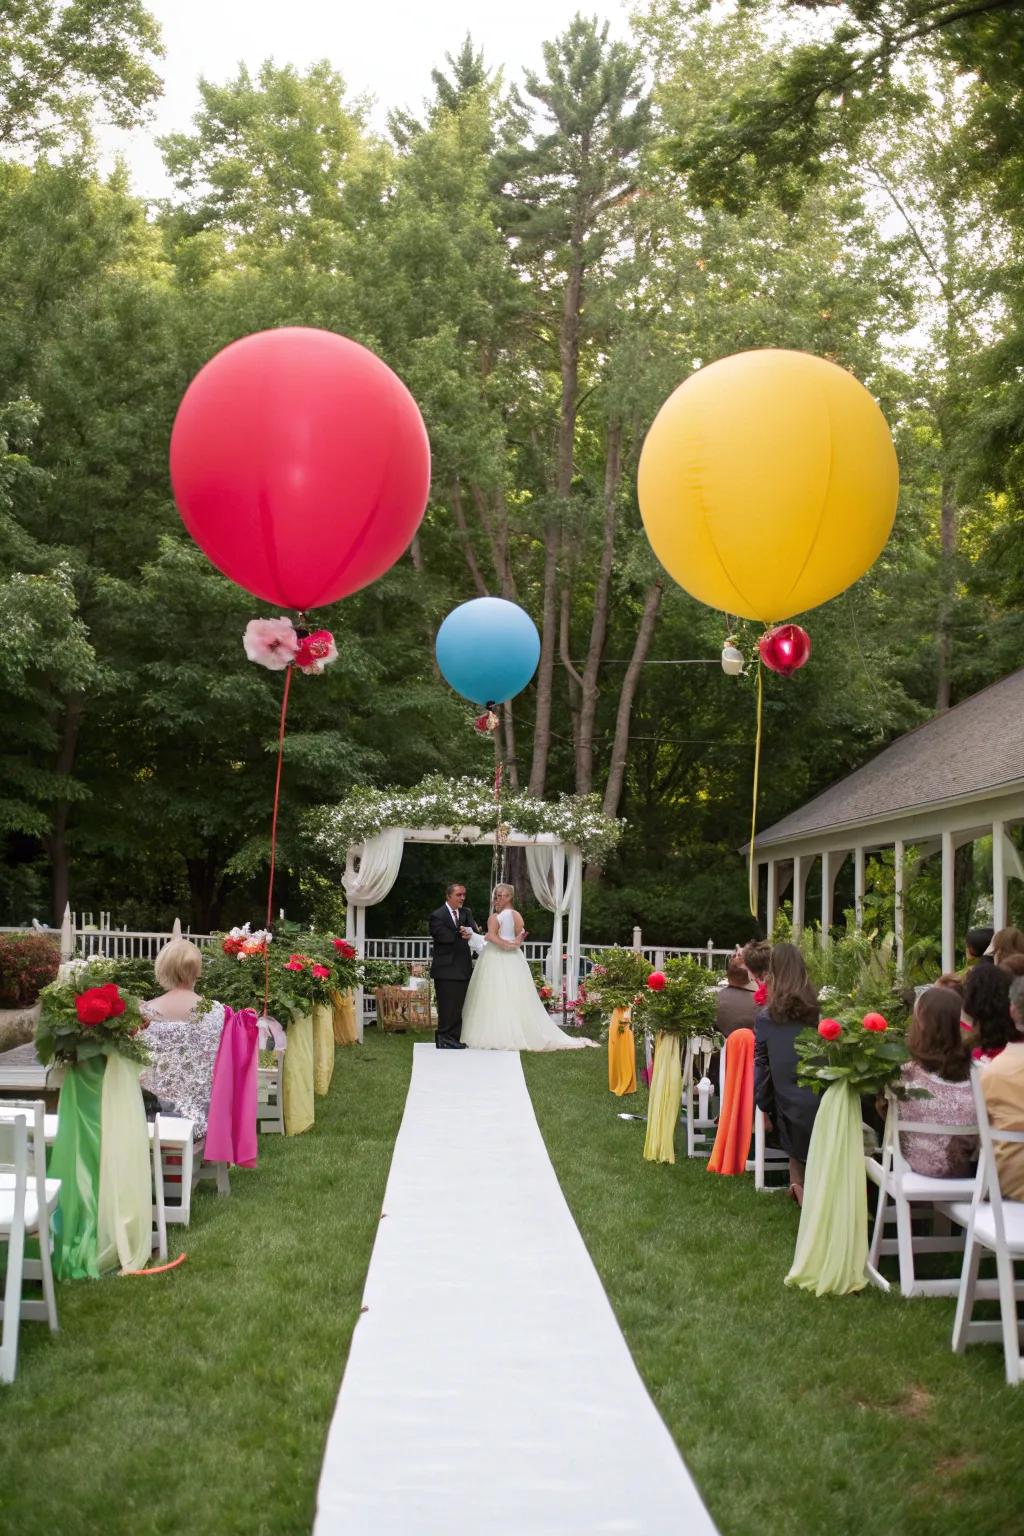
[169, 328, 430, 610]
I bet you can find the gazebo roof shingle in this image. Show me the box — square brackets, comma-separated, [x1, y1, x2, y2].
[756, 668, 1024, 848]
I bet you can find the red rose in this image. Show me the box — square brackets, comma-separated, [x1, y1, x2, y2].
[539, 986, 552, 1000]
[646, 971, 667, 991]
[332, 939, 356, 958]
[754, 981, 768, 1006]
[76, 986, 113, 1025]
[862, 1012, 888, 1033]
[311, 964, 330, 979]
[818, 1018, 842, 1041]
[284, 959, 305, 972]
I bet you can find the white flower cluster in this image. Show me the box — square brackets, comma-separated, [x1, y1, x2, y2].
[308, 774, 624, 866]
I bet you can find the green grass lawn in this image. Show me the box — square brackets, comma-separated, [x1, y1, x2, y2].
[0, 1035, 416, 1536]
[4, 1034, 1023, 1535]
[523, 1046, 1024, 1536]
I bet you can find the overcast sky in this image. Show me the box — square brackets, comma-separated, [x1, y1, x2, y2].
[101, 0, 629, 196]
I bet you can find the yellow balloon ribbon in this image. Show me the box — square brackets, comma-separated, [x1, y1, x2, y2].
[749, 661, 764, 919]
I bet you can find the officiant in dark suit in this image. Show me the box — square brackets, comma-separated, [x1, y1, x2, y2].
[429, 881, 481, 1049]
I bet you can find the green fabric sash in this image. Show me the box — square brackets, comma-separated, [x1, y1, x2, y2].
[785, 1080, 868, 1296]
[50, 1057, 105, 1280]
[643, 1032, 682, 1164]
[283, 1013, 315, 1135]
[97, 1052, 152, 1274]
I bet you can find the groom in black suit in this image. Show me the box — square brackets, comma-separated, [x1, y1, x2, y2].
[429, 881, 481, 1049]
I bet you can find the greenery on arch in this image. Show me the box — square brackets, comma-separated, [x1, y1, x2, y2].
[306, 774, 624, 867]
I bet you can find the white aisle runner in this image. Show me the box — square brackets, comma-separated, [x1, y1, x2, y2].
[315, 1045, 718, 1535]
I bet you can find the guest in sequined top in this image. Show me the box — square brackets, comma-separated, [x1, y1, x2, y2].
[897, 987, 977, 1178]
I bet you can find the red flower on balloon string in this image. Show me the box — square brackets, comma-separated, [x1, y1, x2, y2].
[243, 617, 337, 675]
[758, 624, 811, 677]
[473, 708, 500, 735]
[294, 628, 338, 675]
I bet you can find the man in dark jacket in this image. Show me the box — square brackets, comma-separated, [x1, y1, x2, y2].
[428, 881, 481, 1049]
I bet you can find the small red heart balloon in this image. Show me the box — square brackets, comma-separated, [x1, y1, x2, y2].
[758, 624, 811, 677]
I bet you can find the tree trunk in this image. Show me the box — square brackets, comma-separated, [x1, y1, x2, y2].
[577, 420, 623, 793]
[451, 479, 489, 597]
[531, 249, 584, 798]
[502, 701, 520, 789]
[936, 461, 956, 713]
[559, 583, 583, 756]
[471, 484, 518, 601]
[48, 695, 83, 923]
[602, 580, 662, 820]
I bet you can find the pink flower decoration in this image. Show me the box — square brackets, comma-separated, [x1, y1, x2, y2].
[243, 617, 298, 671]
[311, 964, 330, 979]
[284, 959, 305, 972]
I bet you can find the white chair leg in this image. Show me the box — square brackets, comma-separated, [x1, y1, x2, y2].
[215, 1162, 230, 1197]
[995, 1246, 1022, 1386]
[895, 1194, 918, 1297]
[37, 1215, 59, 1333]
[868, 1185, 889, 1273]
[152, 1116, 168, 1263]
[1, 1203, 26, 1385]
[952, 1235, 982, 1355]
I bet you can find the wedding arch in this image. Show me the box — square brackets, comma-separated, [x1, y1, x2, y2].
[308, 775, 623, 1035]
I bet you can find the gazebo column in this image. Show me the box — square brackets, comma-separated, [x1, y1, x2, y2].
[993, 819, 1007, 931]
[854, 846, 866, 932]
[894, 840, 905, 972]
[766, 858, 778, 937]
[792, 854, 806, 937]
[821, 849, 835, 943]
[941, 829, 955, 974]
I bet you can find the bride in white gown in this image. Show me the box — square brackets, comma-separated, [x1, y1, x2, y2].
[461, 884, 598, 1052]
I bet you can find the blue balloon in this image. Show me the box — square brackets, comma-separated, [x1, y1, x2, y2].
[435, 597, 541, 705]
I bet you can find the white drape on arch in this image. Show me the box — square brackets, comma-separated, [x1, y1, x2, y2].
[526, 843, 583, 995]
[344, 829, 406, 1041]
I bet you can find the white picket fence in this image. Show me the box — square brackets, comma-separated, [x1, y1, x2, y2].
[0, 914, 732, 972]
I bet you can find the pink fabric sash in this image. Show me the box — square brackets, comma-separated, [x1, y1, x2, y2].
[204, 1006, 259, 1168]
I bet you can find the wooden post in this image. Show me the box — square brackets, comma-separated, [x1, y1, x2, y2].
[993, 819, 1007, 931]
[894, 840, 905, 973]
[854, 847, 866, 932]
[792, 854, 805, 937]
[821, 851, 835, 945]
[766, 858, 778, 937]
[60, 902, 74, 961]
[632, 926, 642, 952]
[941, 829, 955, 974]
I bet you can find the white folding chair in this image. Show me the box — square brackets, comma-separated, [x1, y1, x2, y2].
[0, 1101, 59, 1332]
[866, 1090, 979, 1297]
[681, 1036, 717, 1159]
[717, 1033, 789, 1188]
[257, 1052, 286, 1134]
[152, 1113, 168, 1263]
[949, 1067, 1024, 1385]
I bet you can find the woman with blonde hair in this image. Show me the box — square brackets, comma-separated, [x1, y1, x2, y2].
[460, 884, 597, 1051]
[140, 939, 226, 1137]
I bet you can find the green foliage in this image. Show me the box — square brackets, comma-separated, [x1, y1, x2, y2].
[78, 954, 155, 997]
[631, 958, 719, 1038]
[0, 931, 60, 1007]
[362, 959, 408, 989]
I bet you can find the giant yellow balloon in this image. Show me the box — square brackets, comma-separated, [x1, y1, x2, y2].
[637, 349, 898, 622]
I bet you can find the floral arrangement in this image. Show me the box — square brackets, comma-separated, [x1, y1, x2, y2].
[569, 980, 604, 1031]
[307, 773, 623, 866]
[243, 617, 338, 675]
[36, 974, 150, 1067]
[584, 948, 652, 1016]
[631, 957, 720, 1040]
[794, 1011, 912, 1096]
[222, 923, 273, 961]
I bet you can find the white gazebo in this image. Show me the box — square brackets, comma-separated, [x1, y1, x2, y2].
[311, 774, 623, 1039]
[750, 668, 1024, 972]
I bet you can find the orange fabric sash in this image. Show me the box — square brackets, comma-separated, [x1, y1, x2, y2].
[708, 1027, 754, 1175]
[608, 1007, 636, 1096]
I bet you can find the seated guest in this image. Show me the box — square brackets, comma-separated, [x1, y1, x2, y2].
[896, 987, 977, 1178]
[962, 962, 1013, 1064]
[1000, 953, 1024, 981]
[715, 956, 758, 1036]
[992, 926, 1024, 967]
[140, 939, 225, 1138]
[754, 942, 820, 1204]
[936, 973, 965, 996]
[965, 926, 994, 967]
[980, 975, 1024, 1199]
[742, 940, 772, 1006]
